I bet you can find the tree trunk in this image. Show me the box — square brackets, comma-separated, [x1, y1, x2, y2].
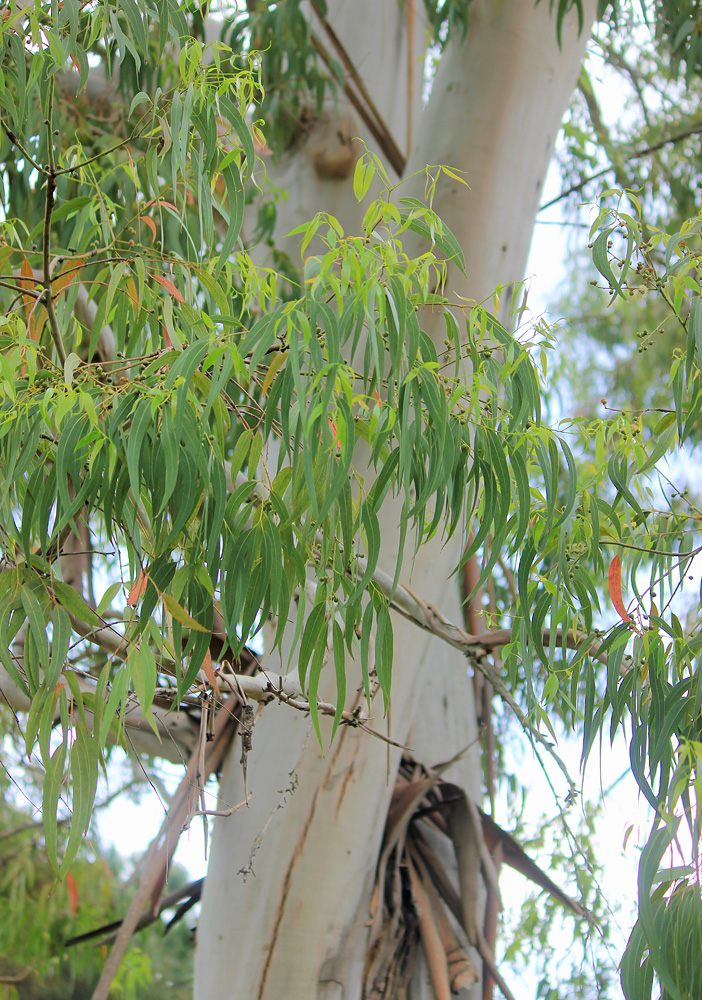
[194, 3, 595, 998]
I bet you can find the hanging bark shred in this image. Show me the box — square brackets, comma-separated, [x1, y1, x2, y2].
[406, 856, 453, 1000]
[365, 757, 586, 1000]
[409, 842, 479, 992]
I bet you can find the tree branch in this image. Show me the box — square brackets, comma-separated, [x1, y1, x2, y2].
[539, 120, 702, 211]
[1, 121, 46, 175]
[309, 0, 405, 175]
[577, 69, 632, 193]
[89, 692, 240, 1000]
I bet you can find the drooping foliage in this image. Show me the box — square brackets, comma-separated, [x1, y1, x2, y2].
[1, 2, 702, 999]
[0, 0, 572, 861]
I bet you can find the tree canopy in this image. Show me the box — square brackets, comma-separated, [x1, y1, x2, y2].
[2, 2, 702, 999]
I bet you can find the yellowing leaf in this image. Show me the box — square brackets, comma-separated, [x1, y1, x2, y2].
[162, 591, 208, 631]
[260, 350, 288, 396]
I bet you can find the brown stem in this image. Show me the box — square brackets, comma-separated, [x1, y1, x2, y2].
[1, 120, 46, 174]
[89, 693, 240, 1000]
[308, 23, 405, 176]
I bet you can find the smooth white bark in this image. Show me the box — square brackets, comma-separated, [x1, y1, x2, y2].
[404, 0, 596, 313]
[196, 3, 596, 999]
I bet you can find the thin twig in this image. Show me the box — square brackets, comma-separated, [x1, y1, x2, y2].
[53, 127, 150, 177]
[0, 278, 42, 299]
[358, 560, 578, 798]
[262, 676, 412, 751]
[41, 78, 67, 366]
[1, 121, 46, 174]
[539, 121, 702, 211]
[191, 796, 250, 819]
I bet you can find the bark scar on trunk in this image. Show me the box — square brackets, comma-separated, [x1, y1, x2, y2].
[257, 784, 322, 1000]
[328, 703, 364, 818]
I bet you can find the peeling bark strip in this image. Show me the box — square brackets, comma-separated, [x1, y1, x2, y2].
[309, 0, 405, 175]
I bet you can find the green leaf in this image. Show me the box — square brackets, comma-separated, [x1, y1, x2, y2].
[61, 723, 99, 875]
[43, 742, 67, 874]
[398, 200, 465, 270]
[20, 586, 49, 677]
[47, 607, 71, 692]
[331, 620, 346, 742]
[592, 228, 623, 299]
[51, 580, 102, 629]
[298, 601, 328, 692]
[128, 643, 157, 715]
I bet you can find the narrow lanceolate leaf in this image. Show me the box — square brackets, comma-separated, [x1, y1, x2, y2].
[162, 591, 209, 632]
[128, 643, 157, 715]
[61, 724, 99, 874]
[20, 586, 50, 676]
[153, 273, 185, 303]
[43, 742, 67, 874]
[608, 554, 632, 623]
[298, 601, 328, 693]
[51, 580, 102, 629]
[260, 350, 288, 397]
[331, 620, 346, 742]
[592, 228, 623, 298]
[47, 607, 71, 692]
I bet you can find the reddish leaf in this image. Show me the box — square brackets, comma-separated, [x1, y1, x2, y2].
[20, 256, 33, 284]
[51, 258, 84, 297]
[152, 273, 184, 303]
[143, 198, 179, 212]
[66, 871, 79, 914]
[202, 650, 218, 688]
[126, 571, 148, 608]
[608, 554, 631, 622]
[328, 418, 341, 451]
[20, 257, 44, 341]
[139, 215, 158, 243]
[125, 276, 139, 310]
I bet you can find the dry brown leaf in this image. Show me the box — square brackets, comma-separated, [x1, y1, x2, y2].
[407, 856, 452, 1000]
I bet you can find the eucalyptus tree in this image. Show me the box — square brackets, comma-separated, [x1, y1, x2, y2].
[1, 2, 702, 1000]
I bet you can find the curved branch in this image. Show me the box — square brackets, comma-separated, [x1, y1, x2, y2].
[540, 120, 702, 211]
